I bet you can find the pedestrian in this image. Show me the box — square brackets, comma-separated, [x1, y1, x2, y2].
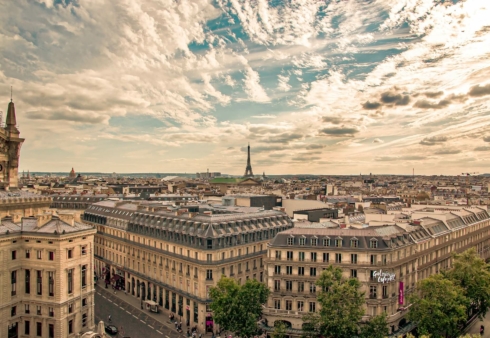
[481, 325, 485, 335]
[199, 333, 202, 338]
[108, 315, 111, 322]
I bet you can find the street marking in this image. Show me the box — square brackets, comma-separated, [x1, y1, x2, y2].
[157, 331, 163, 335]
[126, 311, 131, 314]
[119, 306, 124, 310]
[140, 320, 145, 324]
[133, 315, 138, 319]
[148, 325, 154, 329]
[166, 336, 170, 338]
[102, 296, 107, 299]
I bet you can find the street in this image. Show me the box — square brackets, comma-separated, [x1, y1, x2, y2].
[94, 289, 184, 338]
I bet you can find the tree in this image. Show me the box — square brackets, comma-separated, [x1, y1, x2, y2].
[408, 274, 468, 338]
[444, 248, 490, 318]
[270, 321, 287, 338]
[209, 277, 269, 338]
[359, 313, 389, 338]
[302, 265, 365, 338]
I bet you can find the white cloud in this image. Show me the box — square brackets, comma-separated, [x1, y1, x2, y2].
[277, 74, 291, 92]
[242, 66, 270, 102]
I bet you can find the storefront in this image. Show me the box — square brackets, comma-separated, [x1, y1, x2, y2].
[205, 314, 214, 333]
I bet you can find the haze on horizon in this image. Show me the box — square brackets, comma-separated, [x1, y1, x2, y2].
[1, 0, 490, 176]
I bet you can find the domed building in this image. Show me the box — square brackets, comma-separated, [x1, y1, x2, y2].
[69, 167, 76, 179]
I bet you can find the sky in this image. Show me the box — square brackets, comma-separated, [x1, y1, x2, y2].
[1, 0, 490, 175]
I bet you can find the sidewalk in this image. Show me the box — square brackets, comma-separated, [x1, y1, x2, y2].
[464, 314, 487, 337]
[96, 280, 188, 336]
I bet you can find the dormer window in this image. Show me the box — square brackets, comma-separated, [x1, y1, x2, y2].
[350, 239, 359, 248]
[311, 238, 317, 246]
[335, 238, 343, 247]
[287, 237, 294, 245]
[323, 238, 331, 247]
[370, 239, 378, 248]
[299, 237, 306, 246]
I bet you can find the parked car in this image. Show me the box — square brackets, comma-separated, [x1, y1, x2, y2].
[105, 325, 118, 335]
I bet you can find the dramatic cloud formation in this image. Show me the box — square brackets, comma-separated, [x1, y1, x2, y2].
[1, 0, 490, 174]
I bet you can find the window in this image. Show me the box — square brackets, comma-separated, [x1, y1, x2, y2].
[49, 324, 54, 338]
[370, 240, 378, 248]
[350, 239, 358, 248]
[310, 252, 317, 262]
[310, 267, 317, 276]
[82, 246, 87, 255]
[36, 270, 42, 295]
[310, 283, 316, 293]
[287, 237, 294, 245]
[323, 253, 329, 262]
[309, 302, 316, 312]
[274, 280, 281, 291]
[49, 251, 54, 261]
[275, 251, 281, 259]
[82, 265, 87, 287]
[47, 272, 54, 296]
[311, 238, 317, 246]
[25, 270, 30, 294]
[26, 250, 30, 258]
[12, 250, 16, 260]
[323, 238, 330, 246]
[299, 237, 306, 245]
[286, 280, 293, 291]
[37, 306, 41, 315]
[351, 269, 357, 278]
[11, 270, 16, 296]
[67, 249, 73, 259]
[382, 285, 388, 298]
[207, 254, 212, 262]
[297, 301, 304, 311]
[49, 307, 54, 317]
[68, 320, 73, 334]
[298, 267, 304, 276]
[370, 255, 377, 265]
[274, 299, 281, 309]
[335, 253, 342, 263]
[25, 304, 30, 314]
[382, 254, 387, 265]
[370, 285, 377, 299]
[298, 252, 305, 261]
[82, 313, 87, 327]
[286, 300, 292, 311]
[335, 239, 342, 247]
[206, 270, 213, 280]
[37, 250, 42, 259]
[287, 251, 293, 261]
[11, 306, 16, 317]
[68, 269, 73, 294]
[25, 321, 30, 335]
[286, 266, 292, 275]
[274, 265, 281, 274]
[298, 282, 304, 292]
[68, 303, 73, 314]
[351, 254, 358, 264]
[82, 298, 87, 307]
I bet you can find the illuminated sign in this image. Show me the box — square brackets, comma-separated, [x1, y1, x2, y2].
[373, 270, 396, 283]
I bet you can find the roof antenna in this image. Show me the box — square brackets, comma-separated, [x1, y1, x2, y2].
[11, 86, 12, 102]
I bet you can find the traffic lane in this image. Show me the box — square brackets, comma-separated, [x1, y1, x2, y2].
[95, 291, 175, 338]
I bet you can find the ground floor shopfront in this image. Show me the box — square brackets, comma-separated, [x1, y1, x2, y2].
[95, 257, 216, 333]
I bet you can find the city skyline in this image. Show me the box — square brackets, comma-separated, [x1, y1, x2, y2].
[1, 0, 490, 175]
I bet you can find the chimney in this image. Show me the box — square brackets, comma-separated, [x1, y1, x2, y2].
[57, 212, 75, 227]
[344, 215, 350, 228]
[34, 214, 53, 228]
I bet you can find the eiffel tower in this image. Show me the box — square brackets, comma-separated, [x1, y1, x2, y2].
[244, 143, 254, 177]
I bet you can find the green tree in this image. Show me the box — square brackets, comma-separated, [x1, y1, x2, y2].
[359, 313, 389, 338]
[209, 277, 269, 338]
[302, 265, 365, 338]
[408, 274, 468, 338]
[270, 321, 287, 338]
[444, 248, 490, 318]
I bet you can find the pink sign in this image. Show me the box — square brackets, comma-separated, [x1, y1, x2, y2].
[398, 282, 404, 305]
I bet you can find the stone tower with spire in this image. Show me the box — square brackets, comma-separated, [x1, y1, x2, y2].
[244, 143, 254, 177]
[0, 97, 24, 190]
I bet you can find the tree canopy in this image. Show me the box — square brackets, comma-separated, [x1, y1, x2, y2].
[359, 313, 389, 338]
[209, 277, 269, 338]
[408, 274, 468, 338]
[302, 265, 365, 338]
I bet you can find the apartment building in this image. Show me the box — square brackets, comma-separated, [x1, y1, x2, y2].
[83, 200, 293, 333]
[1, 212, 96, 338]
[263, 206, 490, 336]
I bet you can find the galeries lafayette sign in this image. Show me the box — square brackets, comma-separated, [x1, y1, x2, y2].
[373, 270, 396, 283]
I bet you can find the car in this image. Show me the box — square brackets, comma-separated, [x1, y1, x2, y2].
[105, 325, 118, 335]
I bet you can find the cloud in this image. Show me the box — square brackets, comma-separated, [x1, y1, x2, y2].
[372, 138, 384, 143]
[27, 110, 110, 124]
[380, 91, 410, 106]
[291, 156, 321, 162]
[362, 101, 382, 110]
[277, 74, 291, 92]
[474, 146, 490, 151]
[319, 126, 359, 137]
[434, 149, 461, 155]
[264, 133, 303, 143]
[424, 91, 444, 98]
[305, 144, 325, 150]
[468, 83, 490, 97]
[483, 136, 490, 142]
[251, 114, 275, 119]
[420, 136, 448, 146]
[322, 116, 344, 124]
[414, 99, 452, 109]
[375, 155, 426, 161]
[243, 67, 270, 103]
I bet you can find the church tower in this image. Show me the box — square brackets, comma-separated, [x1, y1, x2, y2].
[244, 143, 254, 177]
[0, 98, 25, 190]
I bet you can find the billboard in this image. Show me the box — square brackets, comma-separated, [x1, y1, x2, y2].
[398, 282, 404, 305]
